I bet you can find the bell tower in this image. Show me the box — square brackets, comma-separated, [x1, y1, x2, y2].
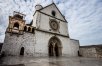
[7, 11, 26, 35]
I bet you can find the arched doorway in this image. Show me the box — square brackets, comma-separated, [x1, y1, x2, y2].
[48, 36, 62, 57]
[20, 47, 24, 55]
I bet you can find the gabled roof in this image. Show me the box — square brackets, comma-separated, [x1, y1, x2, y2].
[35, 3, 68, 22]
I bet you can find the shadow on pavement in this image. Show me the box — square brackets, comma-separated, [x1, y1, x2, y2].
[0, 64, 25, 66]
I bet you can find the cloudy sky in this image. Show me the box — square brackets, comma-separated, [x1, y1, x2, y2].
[0, 0, 102, 46]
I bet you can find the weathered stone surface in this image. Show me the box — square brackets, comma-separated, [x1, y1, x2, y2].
[34, 30, 79, 57]
[79, 45, 102, 58]
[1, 30, 79, 57]
[1, 32, 35, 56]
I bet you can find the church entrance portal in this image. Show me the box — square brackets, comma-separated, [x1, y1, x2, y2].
[48, 37, 62, 57]
[20, 47, 24, 55]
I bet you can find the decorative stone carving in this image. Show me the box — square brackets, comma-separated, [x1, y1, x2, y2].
[49, 19, 59, 31]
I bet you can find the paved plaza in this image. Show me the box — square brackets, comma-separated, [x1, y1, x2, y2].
[0, 56, 102, 66]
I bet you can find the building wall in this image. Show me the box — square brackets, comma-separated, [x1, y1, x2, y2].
[40, 4, 65, 21]
[2, 30, 79, 57]
[34, 30, 79, 57]
[35, 12, 69, 36]
[1, 32, 35, 56]
[32, 12, 37, 27]
[96, 47, 102, 58]
[79, 47, 97, 57]
[2, 4, 79, 57]
[68, 39, 79, 56]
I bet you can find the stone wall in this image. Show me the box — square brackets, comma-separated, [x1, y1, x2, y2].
[1, 32, 35, 56]
[34, 30, 79, 57]
[95, 46, 102, 58]
[79, 47, 97, 57]
[35, 12, 69, 36]
[1, 30, 79, 57]
[79, 45, 102, 58]
[1, 3, 79, 57]
[69, 39, 79, 56]
[40, 4, 65, 21]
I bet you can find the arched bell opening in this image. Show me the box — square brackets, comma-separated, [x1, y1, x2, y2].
[13, 22, 19, 30]
[48, 36, 62, 57]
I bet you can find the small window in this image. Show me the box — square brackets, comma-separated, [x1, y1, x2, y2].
[52, 10, 56, 16]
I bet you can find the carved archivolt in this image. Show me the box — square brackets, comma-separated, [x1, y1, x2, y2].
[49, 37, 62, 47]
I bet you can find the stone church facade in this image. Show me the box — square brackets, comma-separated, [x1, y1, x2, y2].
[1, 3, 79, 57]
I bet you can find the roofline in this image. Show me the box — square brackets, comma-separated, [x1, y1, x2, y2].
[80, 44, 102, 48]
[52, 3, 68, 22]
[39, 3, 55, 11]
[35, 28, 69, 38]
[70, 38, 79, 41]
[33, 3, 54, 16]
[39, 11, 67, 23]
[70, 38, 80, 45]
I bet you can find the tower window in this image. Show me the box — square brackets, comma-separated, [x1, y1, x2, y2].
[14, 22, 19, 29]
[52, 10, 56, 16]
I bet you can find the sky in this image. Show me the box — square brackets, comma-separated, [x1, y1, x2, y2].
[0, 0, 102, 46]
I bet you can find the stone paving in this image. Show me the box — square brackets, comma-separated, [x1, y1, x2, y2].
[0, 56, 102, 66]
